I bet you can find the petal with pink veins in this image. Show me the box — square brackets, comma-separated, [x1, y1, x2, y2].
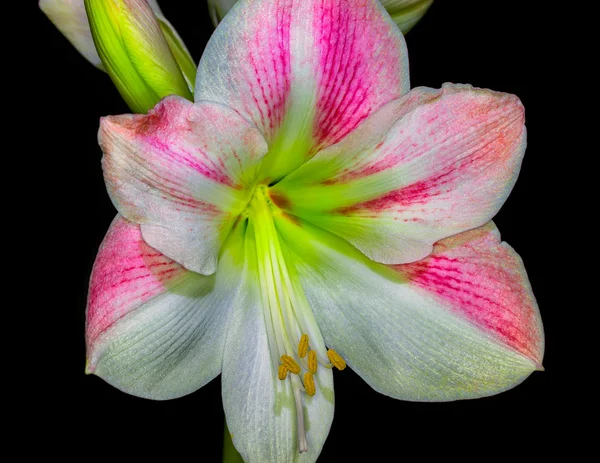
[275, 217, 543, 401]
[273, 84, 527, 265]
[196, 0, 410, 181]
[100, 96, 268, 275]
[86, 215, 246, 400]
[393, 223, 543, 365]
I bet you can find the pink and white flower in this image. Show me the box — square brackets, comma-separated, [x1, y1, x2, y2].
[86, 0, 544, 461]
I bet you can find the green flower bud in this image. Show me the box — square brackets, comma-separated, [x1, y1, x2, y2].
[85, 0, 193, 113]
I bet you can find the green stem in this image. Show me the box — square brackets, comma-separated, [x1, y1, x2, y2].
[223, 421, 244, 463]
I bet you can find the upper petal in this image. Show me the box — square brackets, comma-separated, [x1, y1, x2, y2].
[221, 223, 334, 462]
[195, 0, 410, 181]
[86, 215, 246, 400]
[273, 84, 526, 265]
[275, 217, 543, 401]
[100, 95, 268, 274]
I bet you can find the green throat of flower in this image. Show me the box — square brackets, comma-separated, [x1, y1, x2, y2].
[245, 185, 345, 453]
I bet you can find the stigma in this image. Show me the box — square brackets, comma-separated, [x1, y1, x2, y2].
[249, 185, 347, 454]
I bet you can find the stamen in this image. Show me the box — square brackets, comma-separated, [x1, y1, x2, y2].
[278, 364, 289, 380]
[307, 350, 318, 374]
[303, 372, 316, 396]
[298, 334, 309, 358]
[249, 186, 334, 454]
[280, 354, 301, 375]
[327, 349, 347, 370]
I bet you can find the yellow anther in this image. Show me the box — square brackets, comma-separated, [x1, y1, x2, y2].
[298, 334, 309, 358]
[303, 372, 316, 396]
[327, 349, 346, 370]
[308, 350, 318, 374]
[280, 354, 301, 375]
[278, 364, 289, 380]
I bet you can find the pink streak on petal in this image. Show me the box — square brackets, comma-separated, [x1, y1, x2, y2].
[313, 0, 406, 149]
[196, 0, 408, 168]
[241, 0, 292, 139]
[100, 97, 269, 274]
[336, 88, 525, 224]
[393, 225, 543, 364]
[116, 98, 236, 188]
[86, 217, 187, 354]
[355, 89, 521, 185]
[101, 122, 222, 218]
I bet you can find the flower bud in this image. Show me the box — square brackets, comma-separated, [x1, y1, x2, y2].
[147, 1, 197, 91]
[84, 0, 193, 113]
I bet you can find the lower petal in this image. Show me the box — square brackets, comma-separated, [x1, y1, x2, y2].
[276, 217, 544, 401]
[221, 224, 334, 462]
[86, 215, 246, 400]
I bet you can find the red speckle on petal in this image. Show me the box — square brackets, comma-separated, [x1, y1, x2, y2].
[269, 190, 292, 210]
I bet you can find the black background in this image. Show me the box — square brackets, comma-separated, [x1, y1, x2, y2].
[31, 0, 565, 460]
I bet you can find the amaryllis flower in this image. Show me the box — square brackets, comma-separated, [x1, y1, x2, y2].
[86, 0, 544, 461]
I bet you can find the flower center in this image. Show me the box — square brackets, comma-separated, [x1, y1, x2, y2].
[248, 185, 346, 453]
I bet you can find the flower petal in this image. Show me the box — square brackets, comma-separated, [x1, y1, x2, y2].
[222, 224, 334, 462]
[195, 0, 410, 181]
[40, 0, 103, 68]
[276, 217, 543, 401]
[86, 215, 246, 400]
[273, 84, 526, 265]
[100, 95, 268, 274]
